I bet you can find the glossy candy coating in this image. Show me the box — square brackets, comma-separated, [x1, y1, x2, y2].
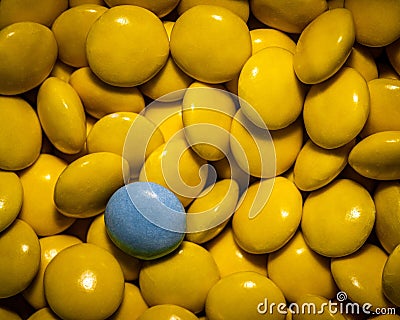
[86, 5, 169, 87]
[109, 283, 148, 320]
[105, 182, 185, 260]
[139, 241, 220, 313]
[27, 308, 60, 320]
[382, 244, 400, 306]
[293, 8, 355, 84]
[138, 305, 198, 320]
[44, 243, 125, 320]
[0, 22, 57, 95]
[170, 5, 251, 84]
[0, 219, 40, 298]
[104, 0, 180, 17]
[0, 171, 23, 232]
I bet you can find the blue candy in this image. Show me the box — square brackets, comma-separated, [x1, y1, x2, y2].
[105, 182, 186, 260]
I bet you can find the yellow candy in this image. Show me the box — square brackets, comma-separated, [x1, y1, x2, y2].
[186, 179, 239, 243]
[344, 44, 378, 82]
[268, 231, 337, 302]
[382, 244, 400, 307]
[293, 8, 355, 84]
[250, 0, 328, 34]
[374, 182, 400, 254]
[205, 226, 267, 277]
[233, 177, 302, 254]
[70, 0, 107, 6]
[293, 140, 354, 191]
[292, 295, 346, 320]
[0, 171, 23, 232]
[104, 0, 180, 18]
[87, 214, 141, 281]
[109, 283, 149, 320]
[52, 4, 108, 68]
[86, 5, 169, 87]
[229, 109, 276, 178]
[27, 308, 59, 320]
[301, 179, 375, 257]
[303, 67, 369, 149]
[170, 5, 251, 84]
[0, 307, 21, 320]
[138, 305, 198, 320]
[139, 139, 208, 207]
[177, 0, 250, 22]
[387, 38, 400, 76]
[18, 154, 75, 236]
[348, 131, 400, 180]
[361, 78, 400, 137]
[239, 46, 306, 129]
[69, 67, 145, 119]
[44, 243, 125, 320]
[250, 28, 296, 55]
[0, 0, 68, 29]
[182, 83, 237, 161]
[344, 0, 400, 47]
[37, 77, 86, 154]
[271, 119, 304, 176]
[205, 271, 286, 320]
[50, 60, 75, 82]
[331, 244, 391, 311]
[139, 241, 220, 314]
[0, 96, 42, 170]
[23, 235, 82, 309]
[0, 219, 40, 298]
[139, 21, 193, 102]
[0, 22, 58, 95]
[54, 152, 129, 218]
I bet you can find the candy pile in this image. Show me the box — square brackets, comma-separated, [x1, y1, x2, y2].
[0, 0, 400, 319]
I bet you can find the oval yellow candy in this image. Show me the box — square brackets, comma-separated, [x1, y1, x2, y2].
[345, 0, 400, 47]
[250, 28, 296, 55]
[0, 171, 23, 232]
[52, 4, 108, 68]
[250, 0, 328, 34]
[331, 244, 391, 311]
[0, 96, 42, 170]
[205, 271, 286, 320]
[301, 179, 375, 257]
[138, 305, 198, 320]
[348, 131, 400, 180]
[69, 67, 145, 119]
[54, 152, 129, 218]
[374, 182, 400, 254]
[50, 60, 75, 82]
[104, 0, 180, 17]
[86, 5, 169, 87]
[18, 154, 75, 236]
[233, 177, 302, 254]
[303, 67, 369, 149]
[182, 83, 237, 161]
[293, 140, 354, 191]
[239, 46, 306, 129]
[382, 244, 400, 307]
[170, 5, 251, 84]
[387, 38, 400, 76]
[26, 308, 59, 320]
[293, 8, 355, 84]
[139, 241, 220, 314]
[0, 219, 40, 298]
[0, 22, 57, 95]
[361, 78, 400, 137]
[37, 77, 86, 154]
[0, 307, 21, 320]
[344, 44, 378, 82]
[267, 231, 337, 302]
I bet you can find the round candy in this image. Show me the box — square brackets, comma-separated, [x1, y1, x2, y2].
[0, 171, 23, 232]
[0, 96, 42, 171]
[27, 308, 60, 320]
[44, 243, 125, 320]
[0, 22, 57, 95]
[105, 182, 186, 260]
[301, 179, 375, 257]
[250, 28, 296, 55]
[331, 244, 391, 311]
[170, 5, 251, 84]
[138, 305, 199, 320]
[86, 5, 169, 87]
[0, 219, 40, 298]
[382, 244, 400, 306]
[139, 241, 220, 313]
[205, 271, 286, 320]
[104, 0, 180, 17]
[303, 67, 369, 149]
[52, 4, 108, 67]
[293, 8, 355, 84]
